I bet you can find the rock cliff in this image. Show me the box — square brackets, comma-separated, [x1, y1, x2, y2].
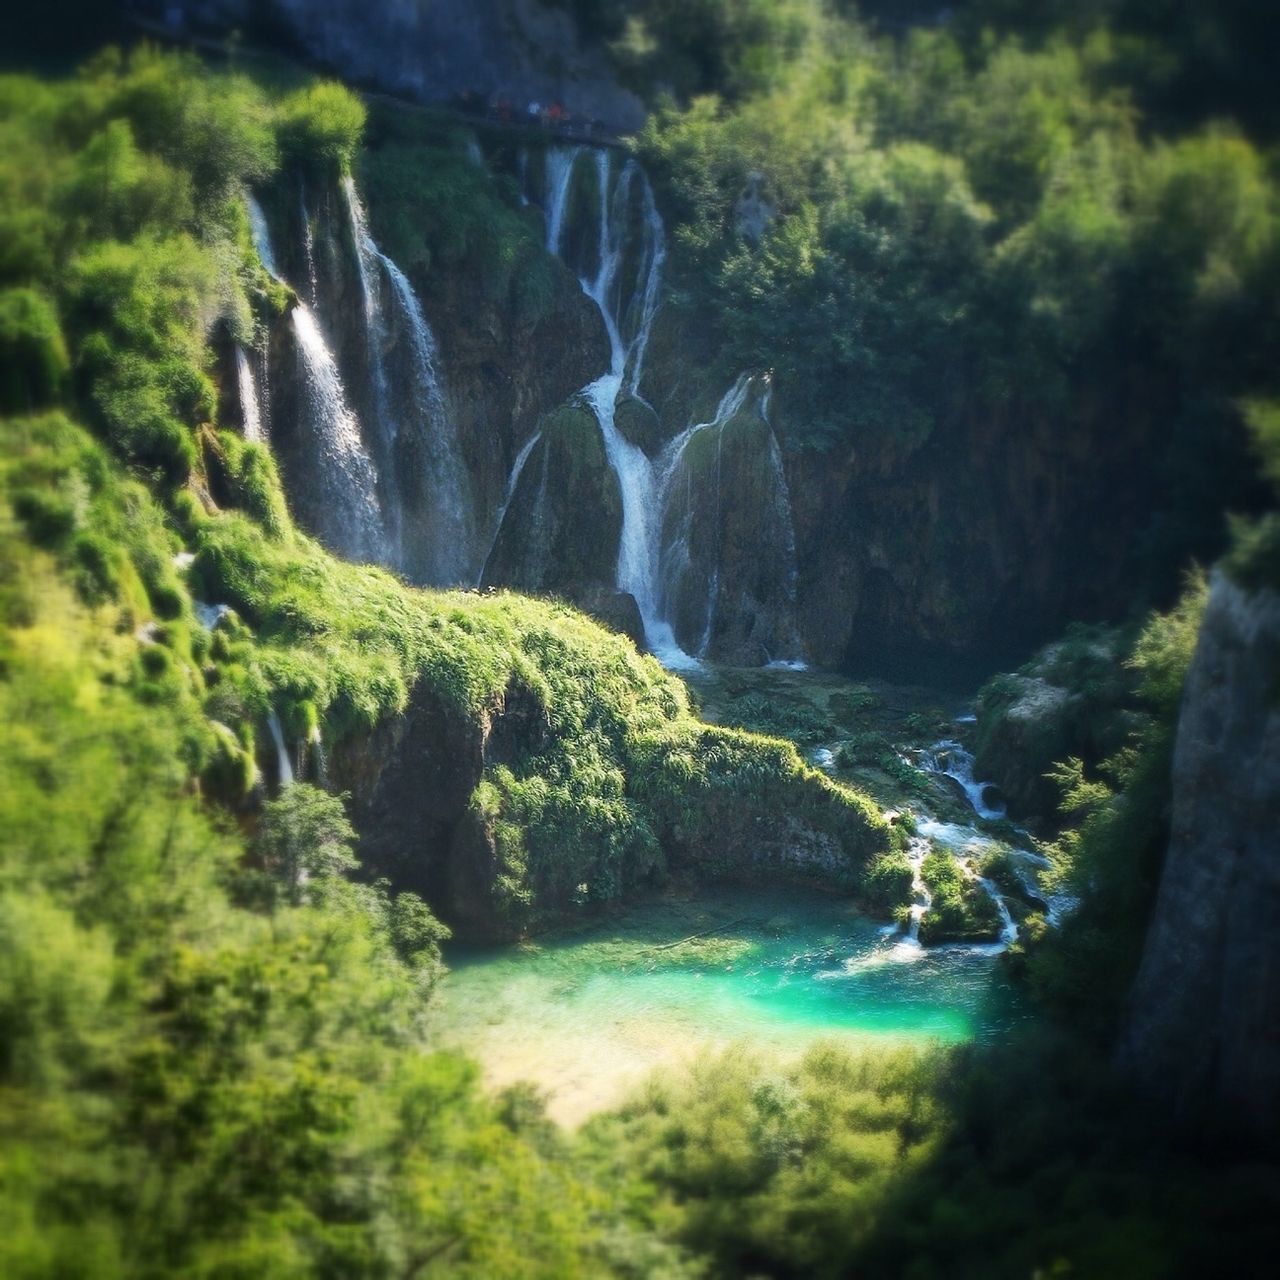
[1118, 571, 1280, 1140]
[137, 0, 645, 132]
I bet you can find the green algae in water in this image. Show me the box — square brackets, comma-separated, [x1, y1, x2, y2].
[430, 887, 1023, 1124]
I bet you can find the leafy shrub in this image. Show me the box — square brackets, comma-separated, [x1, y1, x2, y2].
[278, 82, 367, 175]
[0, 288, 68, 411]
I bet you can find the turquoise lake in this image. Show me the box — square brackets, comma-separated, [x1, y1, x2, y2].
[430, 886, 1025, 1124]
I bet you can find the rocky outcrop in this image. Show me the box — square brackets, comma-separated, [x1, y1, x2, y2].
[636, 293, 1199, 674]
[481, 399, 624, 599]
[143, 0, 645, 132]
[1118, 572, 1280, 1141]
[329, 654, 896, 941]
[659, 378, 802, 665]
[973, 629, 1134, 818]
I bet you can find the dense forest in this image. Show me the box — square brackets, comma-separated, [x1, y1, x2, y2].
[2, 1, 1279, 1276]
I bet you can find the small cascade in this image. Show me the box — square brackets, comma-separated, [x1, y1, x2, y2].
[902, 835, 933, 951]
[267, 709, 294, 789]
[977, 878, 1019, 947]
[343, 176, 475, 584]
[543, 145, 582, 254]
[478, 429, 543, 585]
[300, 186, 319, 305]
[235, 345, 263, 443]
[922, 739, 1007, 820]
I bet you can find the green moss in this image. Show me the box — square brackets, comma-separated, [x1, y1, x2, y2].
[918, 848, 1001, 944]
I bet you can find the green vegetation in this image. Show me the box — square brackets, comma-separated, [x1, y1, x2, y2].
[0, 44, 901, 1277]
[1019, 575, 1209, 1036]
[918, 847, 1002, 944]
[583, 1043, 947, 1275]
[359, 103, 560, 322]
[3, 11, 1279, 1278]
[629, 0, 1279, 595]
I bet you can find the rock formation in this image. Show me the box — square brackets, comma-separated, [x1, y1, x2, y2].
[1118, 571, 1280, 1140]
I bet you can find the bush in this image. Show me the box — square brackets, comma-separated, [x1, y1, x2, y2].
[0, 289, 68, 412]
[278, 82, 367, 175]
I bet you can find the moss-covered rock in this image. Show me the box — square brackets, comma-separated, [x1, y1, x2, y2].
[482, 399, 622, 596]
[659, 376, 801, 664]
[974, 625, 1137, 818]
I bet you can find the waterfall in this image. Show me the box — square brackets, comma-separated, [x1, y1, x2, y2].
[246, 188, 386, 563]
[235, 345, 263, 443]
[300, 187, 318, 305]
[267, 709, 294, 788]
[478, 428, 543, 585]
[290, 305, 386, 560]
[543, 146, 581, 255]
[245, 192, 280, 280]
[343, 176, 401, 555]
[495, 146, 804, 667]
[653, 374, 753, 654]
[343, 176, 475, 585]
[527, 146, 702, 667]
[921, 740, 1007, 820]
[306, 724, 328, 788]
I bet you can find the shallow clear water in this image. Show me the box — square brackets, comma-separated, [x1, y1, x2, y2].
[430, 887, 1024, 1124]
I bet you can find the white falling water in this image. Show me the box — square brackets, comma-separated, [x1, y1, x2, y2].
[306, 724, 328, 788]
[290, 305, 385, 560]
[652, 374, 754, 654]
[533, 147, 702, 668]
[245, 192, 280, 280]
[235, 345, 263, 443]
[300, 188, 319, 305]
[267, 709, 294, 788]
[247, 188, 386, 563]
[478, 428, 544, 585]
[922, 739, 1007, 820]
[543, 146, 582, 255]
[344, 177, 474, 584]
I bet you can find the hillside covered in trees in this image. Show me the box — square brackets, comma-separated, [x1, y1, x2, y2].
[2, 2, 1280, 1276]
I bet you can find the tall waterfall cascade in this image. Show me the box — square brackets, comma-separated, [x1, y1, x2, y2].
[498, 144, 803, 669]
[343, 178, 476, 584]
[245, 187, 475, 583]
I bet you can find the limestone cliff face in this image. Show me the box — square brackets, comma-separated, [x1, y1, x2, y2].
[481, 401, 624, 599]
[659, 380, 802, 665]
[147, 0, 645, 131]
[638, 299, 1162, 672]
[258, 169, 606, 585]
[1118, 572, 1280, 1140]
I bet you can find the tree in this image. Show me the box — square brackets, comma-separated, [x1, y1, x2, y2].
[254, 783, 358, 906]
